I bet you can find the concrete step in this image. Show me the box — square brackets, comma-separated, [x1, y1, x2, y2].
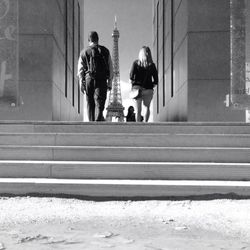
[1, 133, 250, 147]
[0, 161, 250, 181]
[0, 178, 249, 197]
[1, 122, 249, 199]
[0, 121, 250, 134]
[0, 145, 249, 162]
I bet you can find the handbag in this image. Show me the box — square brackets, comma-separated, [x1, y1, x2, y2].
[129, 66, 150, 99]
[129, 85, 142, 99]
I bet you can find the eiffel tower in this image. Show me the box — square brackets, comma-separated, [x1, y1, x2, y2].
[106, 17, 125, 122]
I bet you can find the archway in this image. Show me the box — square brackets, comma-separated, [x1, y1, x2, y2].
[83, 0, 153, 122]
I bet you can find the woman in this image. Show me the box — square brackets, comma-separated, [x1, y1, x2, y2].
[126, 106, 136, 122]
[129, 46, 158, 122]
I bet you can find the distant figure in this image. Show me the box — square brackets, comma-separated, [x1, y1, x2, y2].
[126, 106, 136, 122]
[129, 46, 158, 122]
[78, 31, 113, 121]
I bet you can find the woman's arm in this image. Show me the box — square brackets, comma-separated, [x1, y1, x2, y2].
[152, 63, 158, 86]
[129, 61, 137, 83]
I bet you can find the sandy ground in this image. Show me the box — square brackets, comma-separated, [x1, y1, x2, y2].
[0, 197, 249, 250]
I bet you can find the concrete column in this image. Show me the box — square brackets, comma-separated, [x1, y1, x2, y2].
[230, 0, 250, 110]
[0, 0, 19, 109]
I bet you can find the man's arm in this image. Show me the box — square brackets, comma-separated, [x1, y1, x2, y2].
[77, 51, 87, 93]
[107, 53, 113, 90]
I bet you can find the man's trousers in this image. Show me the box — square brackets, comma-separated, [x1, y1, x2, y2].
[85, 78, 107, 121]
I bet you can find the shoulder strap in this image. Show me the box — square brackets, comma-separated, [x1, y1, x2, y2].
[99, 46, 110, 77]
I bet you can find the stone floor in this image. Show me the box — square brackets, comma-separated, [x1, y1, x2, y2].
[0, 197, 249, 249]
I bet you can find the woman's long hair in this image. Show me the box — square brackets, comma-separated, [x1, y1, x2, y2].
[127, 106, 134, 116]
[138, 46, 153, 68]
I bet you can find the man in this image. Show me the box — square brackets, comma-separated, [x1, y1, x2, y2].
[78, 31, 113, 121]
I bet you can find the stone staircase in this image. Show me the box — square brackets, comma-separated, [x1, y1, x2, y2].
[0, 121, 250, 198]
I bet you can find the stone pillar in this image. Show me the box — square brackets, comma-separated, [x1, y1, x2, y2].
[230, 0, 250, 108]
[0, 0, 19, 108]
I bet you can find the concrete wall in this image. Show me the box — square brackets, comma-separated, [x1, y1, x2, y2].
[0, 0, 84, 121]
[187, 0, 244, 121]
[52, 0, 84, 121]
[153, 0, 245, 122]
[153, 0, 188, 122]
[172, 0, 188, 121]
[17, 0, 54, 120]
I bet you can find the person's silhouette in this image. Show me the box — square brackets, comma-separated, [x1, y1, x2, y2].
[126, 106, 136, 122]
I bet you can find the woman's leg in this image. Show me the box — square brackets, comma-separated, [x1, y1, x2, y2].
[145, 106, 150, 122]
[135, 98, 142, 122]
[142, 89, 154, 122]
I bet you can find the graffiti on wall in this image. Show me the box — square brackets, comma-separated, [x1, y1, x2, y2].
[0, 0, 18, 108]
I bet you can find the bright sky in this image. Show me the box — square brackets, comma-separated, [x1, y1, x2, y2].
[83, 0, 152, 119]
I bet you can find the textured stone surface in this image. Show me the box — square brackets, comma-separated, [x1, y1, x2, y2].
[0, 198, 249, 250]
[230, 0, 250, 108]
[0, 0, 83, 121]
[0, 0, 18, 109]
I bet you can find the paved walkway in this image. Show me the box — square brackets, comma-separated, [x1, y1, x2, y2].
[0, 197, 249, 249]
